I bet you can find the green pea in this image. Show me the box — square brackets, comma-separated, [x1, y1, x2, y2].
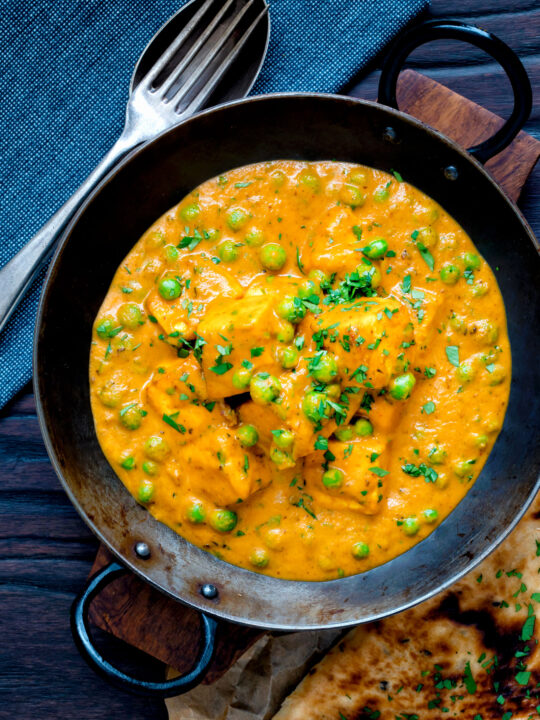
[232, 366, 253, 390]
[474, 319, 499, 345]
[275, 320, 295, 343]
[163, 244, 179, 263]
[302, 391, 330, 423]
[354, 418, 373, 437]
[250, 373, 281, 405]
[454, 459, 475, 479]
[270, 447, 290, 466]
[420, 510, 438, 526]
[179, 202, 200, 223]
[260, 243, 287, 271]
[297, 279, 318, 299]
[98, 382, 124, 408]
[310, 352, 338, 384]
[158, 277, 182, 300]
[389, 373, 416, 400]
[416, 226, 438, 248]
[138, 480, 155, 503]
[210, 509, 238, 533]
[340, 183, 365, 208]
[277, 296, 306, 324]
[325, 383, 341, 400]
[362, 237, 388, 259]
[487, 364, 506, 386]
[218, 240, 239, 262]
[401, 517, 420, 536]
[428, 446, 447, 465]
[298, 168, 321, 192]
[322, 468, 343, 488]
[440, 263, 460, 285]
[348, 168, 368, 186]
[308, 269, 330, 290]
[186, 499, 206, 524]
[142, 460, 158, 476]
[471, 281, 489, 297]
[461, 252, 481, 271]
[270, 170, 286, 188]
[117, 303, 144, 329]
[226, 207, 249, 231]
[278, 346, 299, 369]
[457, 361, 476, 383]
[250, 548, 269, 568]
[205, 228, 220, 243]
[473, 433, 488, 449]
[373, 187, 389, 203]
[351, 541, 370, 559]
[238, 424, 259, 447]
[144, 435, 169, 461]
[96, 316, 115, 338]
[334, 426, 354, 442]
[120, 455, 136, 470]
[146, 230, 165, 249]
[245, 227, 264, 247]
[273, 429, 294, 450]
[119, 403, 144, 430]
[357, 264, 381, 289]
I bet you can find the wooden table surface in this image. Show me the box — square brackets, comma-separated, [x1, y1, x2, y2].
[1, 2, 538, 718]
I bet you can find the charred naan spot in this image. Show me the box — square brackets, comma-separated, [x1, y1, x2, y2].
[432, 593, 523, 679]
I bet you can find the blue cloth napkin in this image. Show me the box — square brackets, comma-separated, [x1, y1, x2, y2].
[0, 0, 427, 409]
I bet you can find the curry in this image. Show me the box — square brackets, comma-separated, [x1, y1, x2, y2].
[89, 160, 510, 581]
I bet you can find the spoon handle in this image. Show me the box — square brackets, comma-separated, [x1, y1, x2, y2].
[0, 130, 137, 334]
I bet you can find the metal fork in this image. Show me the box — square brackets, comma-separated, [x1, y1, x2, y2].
[0, 0, 268, 334]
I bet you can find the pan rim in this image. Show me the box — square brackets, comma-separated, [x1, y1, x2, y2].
[33, 91, 540, 630]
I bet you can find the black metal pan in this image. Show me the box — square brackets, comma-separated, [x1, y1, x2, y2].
[34, 20, 539, 696]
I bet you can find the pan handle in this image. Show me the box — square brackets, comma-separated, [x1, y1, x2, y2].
[378, 19, 532, 164]
[70, 562, 217, 697]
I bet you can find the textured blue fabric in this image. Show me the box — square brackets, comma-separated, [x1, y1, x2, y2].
[0, 0, 427, 409]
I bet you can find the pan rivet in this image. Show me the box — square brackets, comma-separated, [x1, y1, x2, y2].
[444, 165, 459, 181]
[135, 541, 151, 559]
[201, 583, 218, 599]
[382, 126, 397, 143]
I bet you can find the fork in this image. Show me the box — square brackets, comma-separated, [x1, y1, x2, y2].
[0, 0, 268, 334]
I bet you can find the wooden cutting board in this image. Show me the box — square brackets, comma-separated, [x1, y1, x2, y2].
[87, 68, 540, 683]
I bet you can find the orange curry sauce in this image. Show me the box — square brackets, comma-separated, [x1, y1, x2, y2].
[89, 160, 510, 581]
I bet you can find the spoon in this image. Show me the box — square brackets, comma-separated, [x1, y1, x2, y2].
[0, 0, 270, 334]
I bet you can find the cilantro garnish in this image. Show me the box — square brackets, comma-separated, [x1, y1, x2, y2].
[446, 345, 460, 367]
[402, 462, 438, 483]
[162, 412, 186, 433]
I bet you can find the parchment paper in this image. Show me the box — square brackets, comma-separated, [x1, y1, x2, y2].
[166, 628, 342, 720]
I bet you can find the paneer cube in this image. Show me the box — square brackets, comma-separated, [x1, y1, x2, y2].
[391, 283, 445, 360]
[145, 254, 242, 339]
[304, 436, 388, 515]
[167, 426, 271, 507]
[300, 206, 362, 280]
[145, 356, 235, 435]
[307, 297, 413, 389]
[197, 295, 282, 399]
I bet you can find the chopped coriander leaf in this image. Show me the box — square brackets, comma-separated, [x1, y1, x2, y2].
[251, 347, 264, 357]
[401, 275, 412, 293]
[296, 246, 305, 274]
[162, 413, 186, 433]
[392, 169, 404, 182]
[446, 345, 460, 367]
[422, 401, 436, 415]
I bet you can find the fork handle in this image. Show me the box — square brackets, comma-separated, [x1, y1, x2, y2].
[0, 130, 138, 334]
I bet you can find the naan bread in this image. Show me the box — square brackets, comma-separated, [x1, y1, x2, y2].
[274, 493, 540, 720]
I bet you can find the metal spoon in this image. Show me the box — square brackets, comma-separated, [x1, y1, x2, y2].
[0, 0, 269, 334]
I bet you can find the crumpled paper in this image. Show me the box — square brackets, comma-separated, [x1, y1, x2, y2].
[166, 628, 343, 720]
